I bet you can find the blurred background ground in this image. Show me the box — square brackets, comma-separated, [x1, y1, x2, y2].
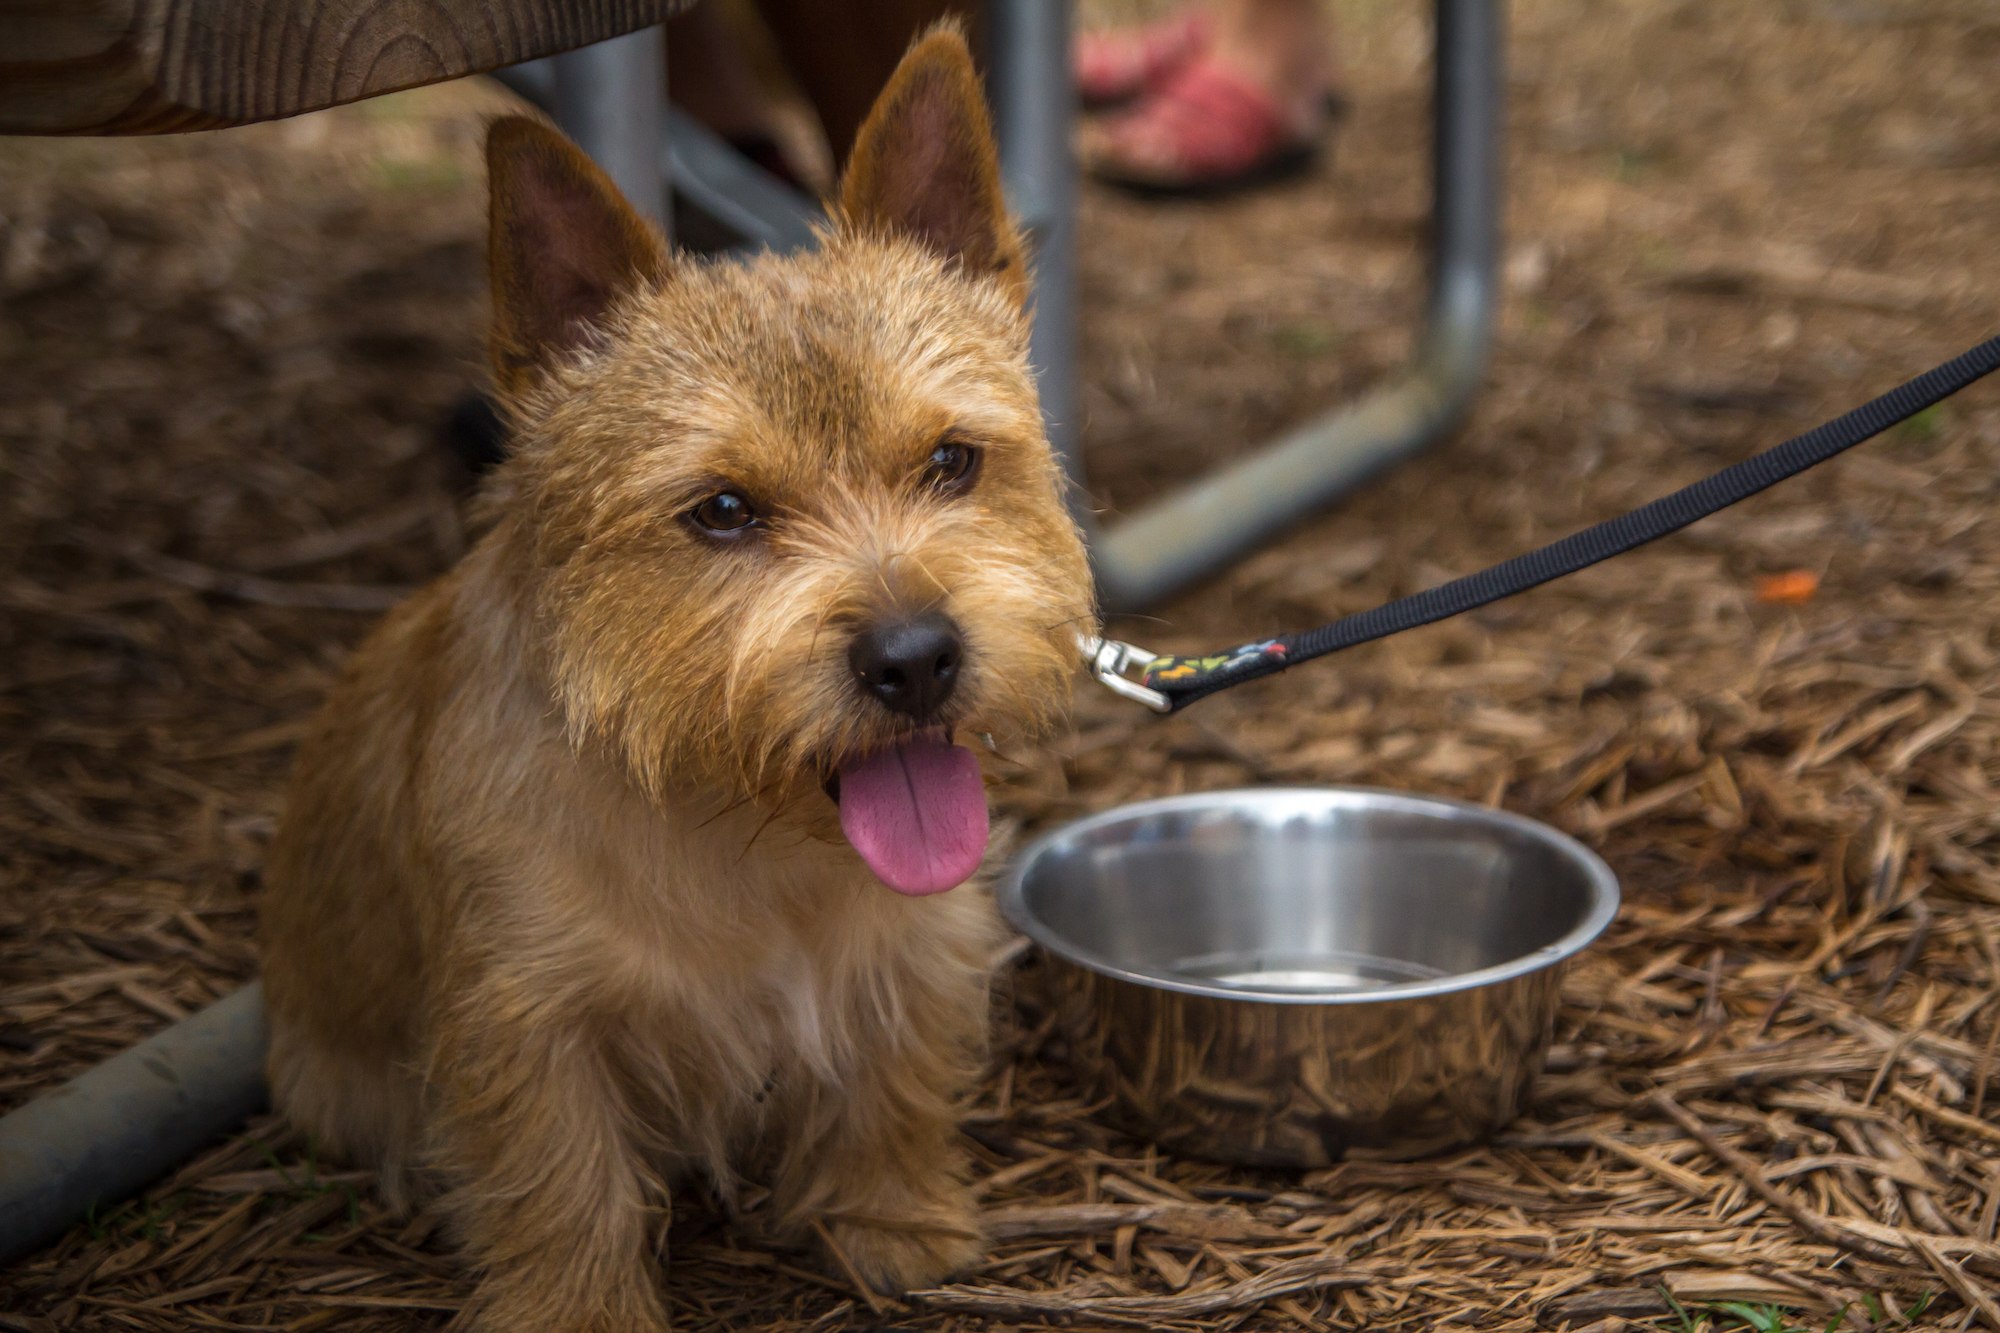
[4, 1, 2000, 1329]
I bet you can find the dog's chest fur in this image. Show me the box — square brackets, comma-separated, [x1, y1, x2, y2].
[523, 815, 994, 1190]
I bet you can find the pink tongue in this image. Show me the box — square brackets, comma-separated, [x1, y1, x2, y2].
[836, 736, 990, 896]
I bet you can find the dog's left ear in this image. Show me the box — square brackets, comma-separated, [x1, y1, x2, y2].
[839, 25, 1026, 307]
[486, 116, 672, 398]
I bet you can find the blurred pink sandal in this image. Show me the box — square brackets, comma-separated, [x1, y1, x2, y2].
[1082, 58, 1334, 195]
[1074, 10, 1212, 107]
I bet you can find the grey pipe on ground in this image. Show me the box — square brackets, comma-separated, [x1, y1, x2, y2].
[0, 981, 267, 1266]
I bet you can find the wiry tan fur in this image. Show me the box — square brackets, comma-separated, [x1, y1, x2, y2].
[260, 29, 1095, 1333]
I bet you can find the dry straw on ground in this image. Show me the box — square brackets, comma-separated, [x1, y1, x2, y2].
[5, 0, 2000, 1329]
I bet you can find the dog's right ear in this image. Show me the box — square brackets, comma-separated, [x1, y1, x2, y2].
[486, 116, 671, 398]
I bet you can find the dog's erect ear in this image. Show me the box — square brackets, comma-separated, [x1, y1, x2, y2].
[485, 116, 671, 397]
[839, 26, 1026, 306]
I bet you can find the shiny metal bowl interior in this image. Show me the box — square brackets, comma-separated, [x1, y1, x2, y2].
[1003, 787, 1619, 1003]
[998, 787, 1620, 1165]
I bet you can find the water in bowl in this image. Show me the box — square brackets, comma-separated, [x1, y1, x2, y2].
[1169, 949, 1449, 994]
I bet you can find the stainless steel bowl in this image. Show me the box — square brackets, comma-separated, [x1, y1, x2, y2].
[998, 787, 1619, 1167]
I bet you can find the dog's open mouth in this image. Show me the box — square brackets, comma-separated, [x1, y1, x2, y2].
[825, 729, 988, 897]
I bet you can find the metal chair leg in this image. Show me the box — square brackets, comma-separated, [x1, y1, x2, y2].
[499, 51, 818, 256]
[546, 26, 671, 231]
[987, 0, 1085, 565]
[994, 0, 1504, 613]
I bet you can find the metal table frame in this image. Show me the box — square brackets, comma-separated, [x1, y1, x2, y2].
[0, 0, 1502, 1266]
[524, 0, 1503, 612]
[998, 0, 1502, 611]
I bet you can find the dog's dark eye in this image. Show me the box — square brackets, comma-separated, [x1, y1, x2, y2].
[689, 491, 758, 537]
[924, 437, 981, 495]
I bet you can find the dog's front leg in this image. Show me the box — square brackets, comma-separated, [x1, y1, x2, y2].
[769, 1020, 986, 1294]
[431, 1004, 670, 1333]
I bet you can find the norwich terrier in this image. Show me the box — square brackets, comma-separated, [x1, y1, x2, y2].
[259, 29, 1094, 1332]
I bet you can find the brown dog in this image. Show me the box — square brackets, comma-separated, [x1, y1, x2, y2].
[259, 29, 1094, 1332]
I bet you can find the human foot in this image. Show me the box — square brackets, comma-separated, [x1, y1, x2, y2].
[1074, 9, 1212, 107]
[1081, 57, 1333, 194]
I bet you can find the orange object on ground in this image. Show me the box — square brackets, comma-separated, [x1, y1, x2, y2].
[1756, 570, 1820, 604]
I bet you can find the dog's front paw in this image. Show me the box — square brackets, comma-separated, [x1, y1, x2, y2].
[819, 1201, 985, 1295]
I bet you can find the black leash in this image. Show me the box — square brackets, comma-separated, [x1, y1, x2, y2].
[1083, 334, 2000, 713]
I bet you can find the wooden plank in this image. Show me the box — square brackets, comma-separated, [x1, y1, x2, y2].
[0, 0, 687, 135]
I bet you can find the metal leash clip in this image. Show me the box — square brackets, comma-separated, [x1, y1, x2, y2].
[1077, 633, 1172, 713]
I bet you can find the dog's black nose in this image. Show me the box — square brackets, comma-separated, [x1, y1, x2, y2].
[849, 612, 963, 721]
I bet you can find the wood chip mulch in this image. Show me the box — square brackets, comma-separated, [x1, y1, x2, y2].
[5, 1, 2000, 1329]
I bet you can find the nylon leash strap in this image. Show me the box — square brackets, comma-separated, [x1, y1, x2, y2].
[1083, 333, 2000, 714]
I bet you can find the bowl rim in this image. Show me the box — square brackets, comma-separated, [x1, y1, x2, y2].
[996, 785, 1621, 1006]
